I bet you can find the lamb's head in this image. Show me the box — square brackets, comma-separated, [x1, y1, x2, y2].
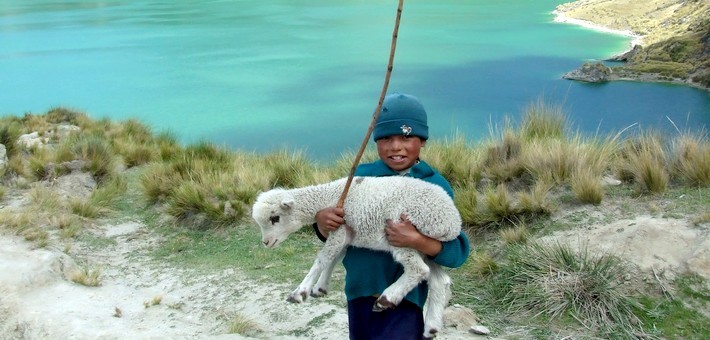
[252, 189, 304, 248]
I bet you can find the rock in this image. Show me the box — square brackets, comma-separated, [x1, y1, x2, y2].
[563, 62, 612, 83]
[601, 175, 622, 186]
[607, 45, 643, 62]
[55, 124, 81, 138]
[17, 132, 49, 149]
[444, 304, 479, 330]
[470, 325, 491, 335]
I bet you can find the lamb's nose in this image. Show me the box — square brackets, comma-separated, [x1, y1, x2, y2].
[263, 240, 269, 246]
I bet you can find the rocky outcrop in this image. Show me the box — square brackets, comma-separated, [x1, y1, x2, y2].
[563, 62, 612, 83]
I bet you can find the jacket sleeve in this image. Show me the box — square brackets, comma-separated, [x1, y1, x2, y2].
[430, 231, 470, 268]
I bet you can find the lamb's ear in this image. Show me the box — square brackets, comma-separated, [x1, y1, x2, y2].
[280, 198, 295, 210]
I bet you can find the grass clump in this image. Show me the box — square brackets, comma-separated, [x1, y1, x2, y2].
[617, 132, 669, 194]
[226, 313, 260, 335]
[671, 131, 710, 187]
[70, 264, 102, 287]
[490, 242, 644, 337]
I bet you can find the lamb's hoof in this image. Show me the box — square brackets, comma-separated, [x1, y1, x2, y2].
[310, 288, 327, 298]
[424, 328, 439, 339]
[372, 296, 395, 312]
[286, 290, 307, 303]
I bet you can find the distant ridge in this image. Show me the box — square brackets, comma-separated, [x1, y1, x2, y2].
[555, 0, 709, 89]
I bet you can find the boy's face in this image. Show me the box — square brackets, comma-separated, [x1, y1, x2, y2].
[376, 135, 426, 171]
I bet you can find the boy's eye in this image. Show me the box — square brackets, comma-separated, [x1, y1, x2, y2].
[269, 215, 280, 225]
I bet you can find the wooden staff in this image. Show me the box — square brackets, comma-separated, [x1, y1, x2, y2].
[337, 0, 404, 209]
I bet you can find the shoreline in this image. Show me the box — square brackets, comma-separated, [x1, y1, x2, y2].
[551, 10, 644, 54]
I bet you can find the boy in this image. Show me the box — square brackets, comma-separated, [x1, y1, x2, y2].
[314, 93, 471, 340]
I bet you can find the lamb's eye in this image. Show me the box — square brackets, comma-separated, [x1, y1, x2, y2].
[269, 215, 280, 225]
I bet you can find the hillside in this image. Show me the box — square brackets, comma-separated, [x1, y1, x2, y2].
[555, 0, 709, 88]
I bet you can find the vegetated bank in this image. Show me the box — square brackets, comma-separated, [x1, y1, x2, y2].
[0, 103, 709, 338]
[556, 0, 709, 89]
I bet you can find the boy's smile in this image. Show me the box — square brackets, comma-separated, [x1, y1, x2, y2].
[376, 135, 426, 172]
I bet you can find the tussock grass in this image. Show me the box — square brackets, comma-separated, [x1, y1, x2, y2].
[454, 185, 479, 226]
[491, 242, 644, 337]
[116, 140, 156, 168]
[70, 198, 105, 218]
[571, 165, 604, 205]
[471, 252, 499, 277]
[0, 210, 36, 234]
[21, 227, 49, 247]
[89, 175, 128, 209]
[0, 119, 24, 158]
[144, 295, 163, 308]
[520, 98, 567, 141]
[479, 184, 518, 225]
[516, 180, 554, 217]
[226, 313, 259, 335]
[619, 132, 669, 194]
[423, 133, 482, 187]
[481, 126, 525, 183]
[671, 131, 710, 187]
[0, 186, 5, 199]
[71, 134, 117, 183]
[523, 139, 576, 185]
[51, 214, 82, 239]
[263, 149, 316, 188]
[45, 107, 87, 125]
[70, 265, 102, 287]
[499, 223, 530, 245]
[27, 148, 52, 181]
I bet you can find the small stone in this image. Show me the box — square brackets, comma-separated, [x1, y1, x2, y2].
[469, 325, 490, 335]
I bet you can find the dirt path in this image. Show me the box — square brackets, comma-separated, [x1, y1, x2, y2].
[0, 219, 481, 339]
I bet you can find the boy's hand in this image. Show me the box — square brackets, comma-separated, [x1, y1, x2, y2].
[385, 214, 442, 257]
[315, 207, 345, 238]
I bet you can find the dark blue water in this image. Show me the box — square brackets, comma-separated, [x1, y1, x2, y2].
[1, 1, 707, 161]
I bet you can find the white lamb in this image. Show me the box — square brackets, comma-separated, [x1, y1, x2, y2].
[251, 176, 462, 338]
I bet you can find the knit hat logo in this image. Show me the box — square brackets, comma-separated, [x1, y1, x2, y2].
[373, 93, 429, 141]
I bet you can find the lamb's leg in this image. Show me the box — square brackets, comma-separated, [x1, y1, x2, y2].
[422, 262, 452, 339]
[311, 249, 345, 298]
[374, 248, 430, 312]
[288, 227, 348, 303]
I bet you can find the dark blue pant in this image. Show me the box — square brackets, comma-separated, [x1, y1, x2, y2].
[347, 296, 424, 340]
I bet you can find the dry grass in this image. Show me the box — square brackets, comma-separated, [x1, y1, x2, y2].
[70, 265, 102, 287]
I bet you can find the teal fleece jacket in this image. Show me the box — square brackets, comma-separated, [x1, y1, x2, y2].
[341, 159, 470, 309]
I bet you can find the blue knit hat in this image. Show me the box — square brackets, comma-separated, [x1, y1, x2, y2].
[373, 93, 429, 141]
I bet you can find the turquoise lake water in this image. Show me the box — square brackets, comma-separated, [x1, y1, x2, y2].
[1, 1, 708, 161]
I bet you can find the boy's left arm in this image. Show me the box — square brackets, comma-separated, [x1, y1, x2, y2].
[385, 215, 470, 268]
